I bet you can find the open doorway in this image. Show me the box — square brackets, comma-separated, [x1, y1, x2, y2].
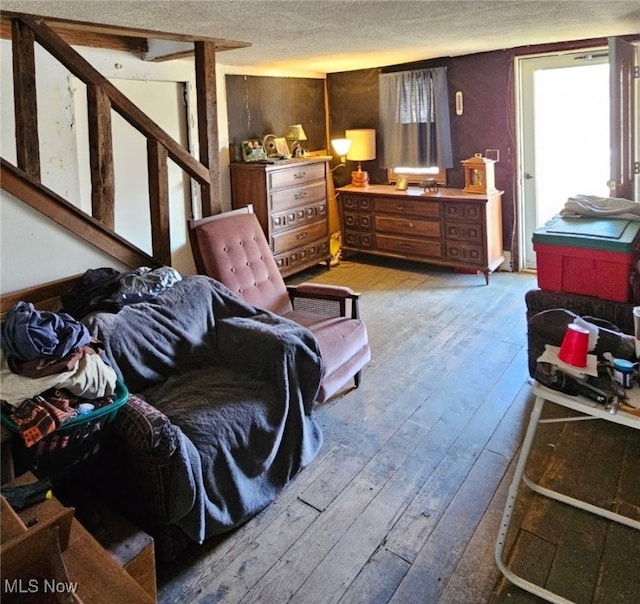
[517, 50, 610, 271]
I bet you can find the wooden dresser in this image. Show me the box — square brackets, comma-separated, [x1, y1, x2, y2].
[230, 157, 332, 277]
[337, 184, 504, 283]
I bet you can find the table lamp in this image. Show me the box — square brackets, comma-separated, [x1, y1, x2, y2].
[286, 124, 308, 157]
[346, 129, 376, 186]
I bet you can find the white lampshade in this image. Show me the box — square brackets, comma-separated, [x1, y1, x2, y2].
[331, 138, 352, 157]
[346, 129, 376, 161]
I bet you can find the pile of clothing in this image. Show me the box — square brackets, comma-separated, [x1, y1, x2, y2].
[0, 302, 118, 446]
[1, 266, 183, 447]
[59, 265, 182, 319]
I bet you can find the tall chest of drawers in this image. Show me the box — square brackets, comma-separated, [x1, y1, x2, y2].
[337, 184, 504, 283]
[230, 158, 332, 277]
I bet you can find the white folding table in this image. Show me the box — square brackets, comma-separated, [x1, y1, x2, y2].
[495, 381, 640, 604]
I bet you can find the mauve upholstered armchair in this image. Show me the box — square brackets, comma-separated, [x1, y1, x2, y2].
[188, 206, 371, 403]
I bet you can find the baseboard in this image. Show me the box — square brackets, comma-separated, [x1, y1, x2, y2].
[499, 251, 513, 272]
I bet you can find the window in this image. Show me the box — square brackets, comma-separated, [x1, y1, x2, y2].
[387, 166, 447, 186]
[379, 67, 453, 184]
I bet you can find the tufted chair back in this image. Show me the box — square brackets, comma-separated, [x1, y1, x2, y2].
[189, 206, 371, 403]
[188, 210, 293, 316]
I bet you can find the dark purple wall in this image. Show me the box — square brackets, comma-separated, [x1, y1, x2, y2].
[445, 50, 517, 254]
[327, 48, 518, 255]
[226, 37, 633, 258]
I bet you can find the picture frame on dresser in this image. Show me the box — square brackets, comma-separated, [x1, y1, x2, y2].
[274, 137, 290, 158]
[395, 175, 408, 191]
[241, 138, 268, 162]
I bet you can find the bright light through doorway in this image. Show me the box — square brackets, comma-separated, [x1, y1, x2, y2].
[533, 63, 610, 227]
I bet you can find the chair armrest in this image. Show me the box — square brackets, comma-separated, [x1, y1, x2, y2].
[287, 283, 362, 319]
[288, 282, 360, 299]
[113, 394, 180, 459]
[104, 394, 187, 524]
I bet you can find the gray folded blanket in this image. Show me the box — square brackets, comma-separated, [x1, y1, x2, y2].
[560, 194, 640, 220]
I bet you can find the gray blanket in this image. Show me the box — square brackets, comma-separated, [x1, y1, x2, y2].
[84, 275, 323, 542]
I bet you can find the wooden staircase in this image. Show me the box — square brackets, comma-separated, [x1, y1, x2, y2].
[1, 13, 238, 272]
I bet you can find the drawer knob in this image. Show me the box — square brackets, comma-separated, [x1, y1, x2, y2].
[294, 191, 308, 200]
[294, 172, 307, 180]
[296, 231, 309, 240]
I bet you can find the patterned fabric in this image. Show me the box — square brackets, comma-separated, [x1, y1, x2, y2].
[4, 389, 76, 447]
[108, 394, 180, 523]
[4, 388, 115, 447]
[113, 394, 179, 458]
[104, 394, 204, 561]
[4, 397, 56, 447]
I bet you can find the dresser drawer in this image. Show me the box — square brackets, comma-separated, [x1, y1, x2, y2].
[272, 200, 327, 232]
[375, 198, 440, 218]
[343, 210, 374, 231]
[268, 162, 325, 190]
[444, 202, 483, 222]
[272, 220, 327, 254]
[341, 194, 373, 211]
[376, 234, 443, 259]
[444, 222, 483, 244]
[376, 215, 441, 238]
[445, 241, 485, 265]
[271, 180, 326, 212]
[344, 229, 376, 249]
[275, 238, 329, 275]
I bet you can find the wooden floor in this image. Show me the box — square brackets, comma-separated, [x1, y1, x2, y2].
[157, 255, 640, 604]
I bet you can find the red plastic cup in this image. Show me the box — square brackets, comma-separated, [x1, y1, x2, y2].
[557, 323, 589, 367]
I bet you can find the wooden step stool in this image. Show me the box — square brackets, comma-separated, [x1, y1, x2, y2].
[74, 502, 157, 602]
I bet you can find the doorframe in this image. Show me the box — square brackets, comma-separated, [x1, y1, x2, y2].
[514, 46, 609, 272]
[515, 41, 639, 272]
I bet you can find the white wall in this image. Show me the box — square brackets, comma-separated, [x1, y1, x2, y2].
[1, 191, 130, 289]
[1, 42, 198, 293]
[0, 38, 324, 295]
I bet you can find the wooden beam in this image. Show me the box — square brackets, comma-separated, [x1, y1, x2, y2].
[147, 140, 172, 266]
[0, 12, 249, 54]
[11, 19, 40, 179]
[194, 40, 221, 217]
[1, 159, 157, 269]
[21, 16, 211, 185]
[1, 19, 147, 54]
[0, 275, 82, 315]
[87, 84, 115, 229]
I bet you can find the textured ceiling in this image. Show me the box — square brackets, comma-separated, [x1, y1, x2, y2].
[2, 0, 639, 73]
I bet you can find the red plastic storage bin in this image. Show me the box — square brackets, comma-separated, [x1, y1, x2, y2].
[533, 216, 640, 303]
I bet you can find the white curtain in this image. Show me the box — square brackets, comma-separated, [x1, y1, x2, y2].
[379, 67, 453, 169]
